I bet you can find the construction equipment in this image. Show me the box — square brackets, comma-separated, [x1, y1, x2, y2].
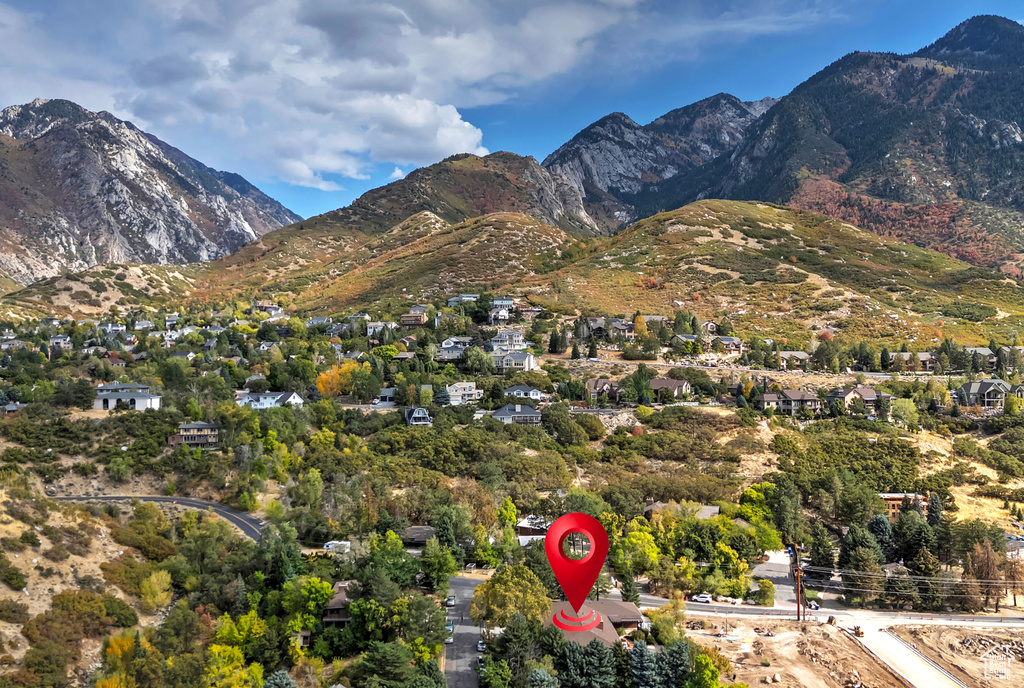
[826, 616, 837, 626]
[853, 626, 864, 637]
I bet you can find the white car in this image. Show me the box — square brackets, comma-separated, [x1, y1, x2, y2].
[476, 640, 487, 652]
[445, 633, 454, 644]
[446, 595, 456, 607]
[692, 593, 713, 603]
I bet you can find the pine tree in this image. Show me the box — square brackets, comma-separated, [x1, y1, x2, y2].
[807, 521, 836, 577]
[926, 492, 944, 527]
[620, 572, 640, 606]
[959, 555, 984, 612]
[658, 641, 691, 686]
[843, 547, 883, 606]
[528, 669, 559, 688]
[866, 515, 896, 563]
[571, 343, 581, 360]
[908, 547, 942, 610]
[588, 340, 598, 359]
[884, 565, 919, 609]
[629, 643, 662, 688]
[583, 639, 617, 688]
[611, 642, 632, 688]
[549, 332, 559, 354]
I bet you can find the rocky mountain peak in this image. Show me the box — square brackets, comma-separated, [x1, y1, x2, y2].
[0, 98, 301, 287]
[915, 15, 1024, 64]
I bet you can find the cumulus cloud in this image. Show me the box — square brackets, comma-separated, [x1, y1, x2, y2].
[0, 0, 845, 195]
[388, 167, 407, 180]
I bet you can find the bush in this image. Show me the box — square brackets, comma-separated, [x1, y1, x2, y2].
[101, 594, 139, 627]
[0, 557, 26, 591]
[19, 530, 40, 547]
[0, 599, 29, 623]
[755, 578, 775, 606]
[635, 406, 654, 421]
[573, 413, 606, 441]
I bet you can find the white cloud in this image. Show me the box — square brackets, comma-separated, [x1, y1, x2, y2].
[0, 0, 846, 193]
[388, 167, 407, 180]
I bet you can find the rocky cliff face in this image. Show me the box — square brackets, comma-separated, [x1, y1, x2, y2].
[542, 93, 776, 225]
[0, 98, 300, 286]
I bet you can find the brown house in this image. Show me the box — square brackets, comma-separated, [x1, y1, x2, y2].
[322, 580, 358, 627]
[168, 421, 220, 450]
[400, 313, 429, 328]
[545, 599, 647, 646]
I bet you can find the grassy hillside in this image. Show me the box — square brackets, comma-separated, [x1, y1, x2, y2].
[6, 199, 1024, 349]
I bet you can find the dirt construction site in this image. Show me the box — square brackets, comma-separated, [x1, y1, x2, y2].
[892, 625, 1024, 687]
[688, 619, 910, 687]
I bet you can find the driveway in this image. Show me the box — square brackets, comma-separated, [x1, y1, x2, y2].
[53, 495, 266, 540]
[445, 575, 486, 688]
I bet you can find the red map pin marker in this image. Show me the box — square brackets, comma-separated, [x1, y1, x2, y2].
[545, 512, 609, 613]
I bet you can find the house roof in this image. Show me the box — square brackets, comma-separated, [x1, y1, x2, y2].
[493, 403, 541, 418]
[504, 385, 542, 394]
[179, 421, 217, 430]
[959, 378, 1011, 396]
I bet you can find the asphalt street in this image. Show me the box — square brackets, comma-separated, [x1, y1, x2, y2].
[53, 495, 266, 540]
[445, 576, 486, 688]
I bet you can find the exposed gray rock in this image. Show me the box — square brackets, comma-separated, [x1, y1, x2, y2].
[0, 98, 300, 285]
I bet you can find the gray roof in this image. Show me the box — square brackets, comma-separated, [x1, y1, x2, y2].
[493, 403, 541, 419]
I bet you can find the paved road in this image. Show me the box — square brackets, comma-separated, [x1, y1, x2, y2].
[54, 495, 266, 540]
[445, 576, 486, 688]
[858, 626, 966, 688]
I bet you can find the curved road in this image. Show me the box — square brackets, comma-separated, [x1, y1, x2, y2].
[54, 495, 266, 540]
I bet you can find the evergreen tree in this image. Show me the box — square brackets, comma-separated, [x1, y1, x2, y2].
[908, 547, 942, 610]
[658, 641, 691, 687]
[588, 340, 598, 359]
[611, 643, 632, 688]
[434, 385, 451, 406]
[548, 331, 559, 354]
[837, 525, 883, 569]
[582, 640, 617, 688]
[807, 521, 836, 577]
[884, 565, 919, 609]
[926, 492, 944, 527]
[265, 670, 297, 688]
[866, 515, 897, 563]
[893, 510, 935, 565]
[620, 572, 640, 606]
[528, 669, 560, 688]
[571, 344, 581, 360]
[843, 547, 884, 606]
[629, 643, 662, 688]
[557, 642, 589, 688]
[880, 347, 891, 370]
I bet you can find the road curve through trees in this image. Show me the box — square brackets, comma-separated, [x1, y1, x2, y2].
[53, 495, 266, 540]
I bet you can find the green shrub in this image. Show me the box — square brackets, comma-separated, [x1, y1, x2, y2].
[101, 594, 139, 627]
[755, 578, 775, 606]
[0, 599, 28, 623]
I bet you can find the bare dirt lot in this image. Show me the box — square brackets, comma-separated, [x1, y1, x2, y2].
[892, 625, 1024, 688]
[690, 619, 910, 687]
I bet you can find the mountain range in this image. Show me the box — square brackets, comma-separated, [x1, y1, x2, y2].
[0, 98, 300, 289]
[5, 15, 1024, 339]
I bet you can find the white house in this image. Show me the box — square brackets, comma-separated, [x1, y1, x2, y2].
[493, 350, 537, 372]
[367, 321, 397, 337]
[94, 382, 161, 411]
[490, 329, 527, 350]
[504, 385, 546, 401]
[236, 391, 304, 409]
[49, 335, 73, 351]
[446, 381, 483, 405]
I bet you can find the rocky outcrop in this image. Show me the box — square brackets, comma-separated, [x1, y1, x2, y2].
[543, 94, 776, 201]
[0, 98, 300, 286]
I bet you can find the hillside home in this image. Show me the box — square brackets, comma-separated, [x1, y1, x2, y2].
[94, 382, 161, 411]
[236, 391, 304, 409]
[491, 329, 527, 350]
[435, 312, 460, 329]
[307, 316, 333, 327]
[404, 407, 433, 427]
[701, 321, 718, 335]
[322, 580, 357, 628]
[586, 378, 621, 402]
[409, 304, 430, 315]
[493, 350, 537, 372]
[49, 335, 73, 351]
[825, 386, 893, 413]
[504, 385, 546, 401]
[252, 299, 278, 313]
[441, 336, 472, 350]
[715, 336, 747, 354]
[378, 388, 396, 403]
[100, 323, 127, 335]
[957, 378, 1010, 409]
[779, 351, 811, 368]
[447, 381, 483, 405]
[437, 345, 466, 362]
[492, 403, 542, 425]
[134, 320, 154, 330]
[0, 340, 28, 351]
[878, 493, 928, 523]
[648, 378, 692, 400]
[545, 599, 646, 647]
[168, 422, 220, 450]
[756, 389, 821, 416]
[890, 351, 937, 372]
[367, 321, 397, 337]
[400, 312, 428, 328]
[447, 294, 479, 307]
[488, 306, 512, 325]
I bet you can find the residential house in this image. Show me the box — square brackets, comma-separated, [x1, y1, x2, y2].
[492, 403, 542, 425]
[404, 407, 433, 427]
[435, 312, 460, 329]
[966, 347, 998, 368]
[441, 336, 472, 350]
[399, 336, 417, 348]
[715, 336, 747, 354]
[488, 306, 512, 325]
[504, 385, 546, 401]
[402, 525, 436, 547]
[648, 377, 692, 400]
[0, 340, 27, 351]
[409, 304, 430, 315]
[49, 335, 73, 352]
[322, 581, 357, 628]
[437, 345, 466, 362]
[170, 352, 196, 362]
[447, 381, 483, 405]
[367, 321, 397, 337]
[958, 378, 1010, 409]
[878, 493, 928, 523]
[756, 389, 822, 416]
[102, 351, 131, 368]
[825, 386, 893, 414]
[586, 378, 621, 402]
[325, 323, 347, 337]
[252, 299, 278, 313]
[94, 382, 162, 411]
[700, 321, 718, 335]
[236, 391, 304, 409]
[890, 351, 937, 372]
[779, 351, 811, 368]
[168, 422, 220, 450]
[492, 297, 516, 308]
[579, 317, 606, 339]
[491, 329, 527, 350]
[378, 388, 396, 403]
[134, 320, 154, 330]
[609, 319, 634, 341]
[306, 316, 333, 328]
[100, 322, 127, 335]
[400, 312, 428, 328]
[164, 314, 180, 329]
[447, 294, 479, 308]
[546, 600, 646, 647]
[516, 515, 552, 536]
[492, 350, 537, 372]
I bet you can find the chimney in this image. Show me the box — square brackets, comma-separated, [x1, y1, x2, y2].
[645, 497, 654, 507]
[515, 405, 521, 412]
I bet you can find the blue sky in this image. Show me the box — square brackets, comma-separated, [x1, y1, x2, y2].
[1, 0, 1022, 219]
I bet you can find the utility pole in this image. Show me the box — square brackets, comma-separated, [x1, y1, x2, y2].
[795, 548, 803, 621]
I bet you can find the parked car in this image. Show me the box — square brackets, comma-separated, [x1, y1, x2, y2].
[445, 621, 455, 633]
[692, 593, 713, 603]
[476, 640, 487, 652]
[445, 633, 455, 644]
[446, 595, 456, 607]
